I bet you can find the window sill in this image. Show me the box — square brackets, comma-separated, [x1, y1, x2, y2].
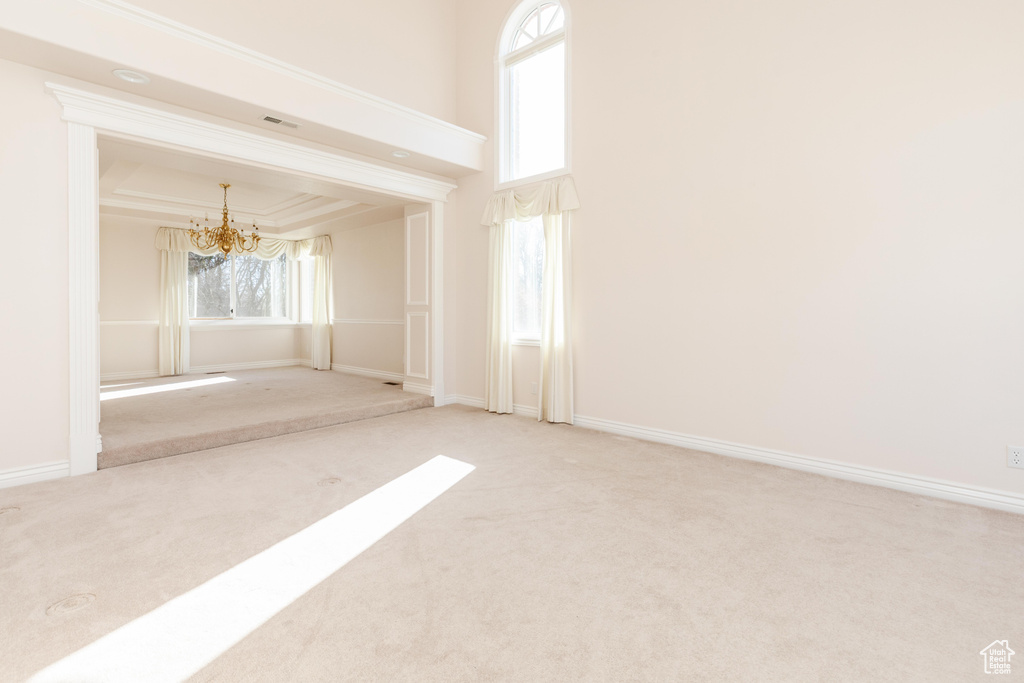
[190, 320, 311, 332]
[512, 338, 540, 347]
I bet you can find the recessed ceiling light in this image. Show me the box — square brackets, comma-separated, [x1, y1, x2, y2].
[112, 69, 150, 85]
[392, 150, 410, 158]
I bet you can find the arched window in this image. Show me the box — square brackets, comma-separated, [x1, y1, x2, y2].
[498, 0, 568, 185]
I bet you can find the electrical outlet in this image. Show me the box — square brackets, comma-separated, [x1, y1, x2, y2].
[1009, 446, 1024, 469]
[530, 382, 538, 396]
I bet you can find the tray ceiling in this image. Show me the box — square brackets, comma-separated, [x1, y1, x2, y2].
[98, 138, 406, 236]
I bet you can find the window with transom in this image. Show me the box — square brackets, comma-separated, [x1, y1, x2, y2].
[498, 0, 568, 185]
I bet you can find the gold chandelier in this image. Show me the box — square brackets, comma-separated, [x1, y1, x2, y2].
[188, 183, 261, 255]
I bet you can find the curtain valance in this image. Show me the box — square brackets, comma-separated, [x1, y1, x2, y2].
[154, 227, 332, 260]
[480, 175, 580, 226]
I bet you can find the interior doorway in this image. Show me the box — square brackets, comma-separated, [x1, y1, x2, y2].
[51, 82, 453, 475]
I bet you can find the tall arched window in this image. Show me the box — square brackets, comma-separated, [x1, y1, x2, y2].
[498, 0, 568, 185]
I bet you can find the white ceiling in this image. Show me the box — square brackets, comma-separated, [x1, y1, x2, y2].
[98, 138, 407, 237]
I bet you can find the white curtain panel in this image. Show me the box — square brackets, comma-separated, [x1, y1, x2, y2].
[154, 228, 334, 372]
[310, 236, 334, 371]
[158, 249, 190, 376]
[538, 212, 573, 423]
[481, 175, 579, 421]
[485, 222, 515, 413]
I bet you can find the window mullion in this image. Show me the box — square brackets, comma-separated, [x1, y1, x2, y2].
[503, 30, 563, 67]
[230, 254, 237, 319]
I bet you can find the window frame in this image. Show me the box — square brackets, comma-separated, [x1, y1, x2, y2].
[495, 0, 571, 190]
[187, 251, 299, 325]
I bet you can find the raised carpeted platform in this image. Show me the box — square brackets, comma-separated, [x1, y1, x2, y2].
[98, 367, 432, 468]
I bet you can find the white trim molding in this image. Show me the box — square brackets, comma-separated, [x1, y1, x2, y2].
[100, 320, 160, 326]
[100, 359, 311, 382]
[450, 397, 1024, 515]
[189, 321, 309, 332]
[429, 201, 445, 406]
[404, 311, 430, 381]
[405, 211, 430, 306]
[101, 370, 162, 383]
[68, 122, 100, 477]
[452, 395, 536, 417]
[572, 414, 1024, 515]
[46, 83, 458, 203]
[50, 83, 451, 478]
[189, 359, 312, 374]
[513, 403, 539, 419]
[0, 461, 71, 490]
[403, 381, 433, 397]
[331, 364, 404, 383]
[331, 319, 404, 325]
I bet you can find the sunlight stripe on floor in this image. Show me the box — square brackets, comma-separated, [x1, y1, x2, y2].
[100, 376, 236, 401]
[30, 455, 475, 683]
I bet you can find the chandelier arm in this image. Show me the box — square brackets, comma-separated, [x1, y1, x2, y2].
[188, 184, 262, 256]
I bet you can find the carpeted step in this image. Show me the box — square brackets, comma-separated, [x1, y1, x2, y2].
[98, 394, 433, 469]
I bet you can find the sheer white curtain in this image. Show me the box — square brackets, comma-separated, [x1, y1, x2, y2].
[154, 228, 334, 375]
[485, 222, 514, 413]
[481, 175, 579, 422]
[309, 236, 333, 371]
[158, 249, 190, 376]
[539, 212, 573, 423]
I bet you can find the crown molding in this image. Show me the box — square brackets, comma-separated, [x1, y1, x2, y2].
[78, 0, 486, 146]
[48, 83, 458, 203]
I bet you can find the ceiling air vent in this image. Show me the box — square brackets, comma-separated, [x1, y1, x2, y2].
[262, 115, 300, 129]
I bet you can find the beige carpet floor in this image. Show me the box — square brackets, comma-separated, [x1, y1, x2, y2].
[98, 367, 433, 468]
[2, 406, 1022, 681]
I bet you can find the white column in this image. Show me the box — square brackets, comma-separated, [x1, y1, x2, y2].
[429, 200, 445, 406]
[67, 122, 100, 475]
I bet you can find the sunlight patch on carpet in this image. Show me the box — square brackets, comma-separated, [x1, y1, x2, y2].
[30, 455, 475, 683]
[99, 376, 235, 401]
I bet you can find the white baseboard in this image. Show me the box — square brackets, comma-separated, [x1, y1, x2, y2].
[101, 359, 312, 382]
[572, 414, 1024, 515]
[100, 370, 161, 382]
[514, 403, 538, 419]
[0, 461, 70, 489]
[331, 364, 405, 383]
[403, 381, 433, 396]
[190, 359, 311, 374]
[452, 395, 537, 418]
[450, 396, 1024, 515]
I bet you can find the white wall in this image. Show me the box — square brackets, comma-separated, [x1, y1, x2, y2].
[99, 217, 161, 377]
[129, 0, 457, 122]
[454, 0, 1024, 496]
[99, 215, 311, 379]
[0, 59, 69, 472]
[331, 218, 405, 376]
